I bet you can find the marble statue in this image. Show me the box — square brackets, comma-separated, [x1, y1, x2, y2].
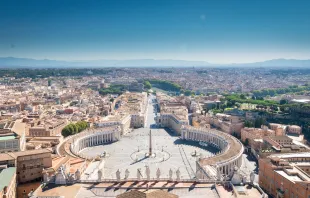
[156, 168, 161, 180]
[176, 169, 181, 181]
[216, 166, 221, 181]
[116, 169, 121, 181]
[250, 171, 255, 184]
[145, 166, 151, 180]
[231, 168, 243, 185]
[98, 170, 102, 181]
[75, 169, 81, 180]
[242, 175, 247, 183]
[43, 171, 49, 183]
[125, 169, 130, 179]
[169, 168, 173, 180]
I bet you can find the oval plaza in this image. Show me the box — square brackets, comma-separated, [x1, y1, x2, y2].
[60, 92, 244, 181]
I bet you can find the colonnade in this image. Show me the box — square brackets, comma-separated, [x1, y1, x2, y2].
[70, 128, 121, 157]
[181, 126, 244, 179]
[182, 128, 228, 150]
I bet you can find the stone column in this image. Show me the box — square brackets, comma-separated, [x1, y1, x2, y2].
[226, 165, 228, 175]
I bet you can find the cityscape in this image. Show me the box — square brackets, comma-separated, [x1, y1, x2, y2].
[1, 1, 310, 198]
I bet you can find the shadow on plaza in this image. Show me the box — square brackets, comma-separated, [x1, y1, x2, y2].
[245, 154, 259, 173]
[150, 124, 158, 129]
[130, 155, 149, 165]
[102, 181, 183, 192]
[173, 139, 220, 153]
[163, 127, 179, 137]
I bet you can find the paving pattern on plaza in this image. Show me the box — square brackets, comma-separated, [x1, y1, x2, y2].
[80, 97, 219, 180]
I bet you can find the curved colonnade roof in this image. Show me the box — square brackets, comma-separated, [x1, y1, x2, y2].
[58, 126, 119, 157]
[183, 126, 244, 166]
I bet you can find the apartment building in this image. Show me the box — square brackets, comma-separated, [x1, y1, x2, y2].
[211, 113, 244, 135]
[259, 153, 310, 198]
[269, 123, 302, 135]
[241, 126, 275, 144]
[96, 92, 147, 135]
[0, 124, 22, 153]
[287, 125, 302, 135]
[262, 136, 308, 153]
[7, 149, 52, 183]
[156, 104, 189, 134]
[28, 119, 67, 137]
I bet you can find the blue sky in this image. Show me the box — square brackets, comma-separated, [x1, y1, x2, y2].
[0, 0, 309, 63]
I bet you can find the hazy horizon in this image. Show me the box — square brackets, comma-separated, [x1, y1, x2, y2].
[1, 56, 310, 64]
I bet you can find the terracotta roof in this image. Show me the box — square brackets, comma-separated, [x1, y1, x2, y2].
[116, 190, 178, 198]
[0, 153, 15, 161]
[11, 119, 26, 136]
[147, 190, 178, 198]
[8, 148, 51, 158]
[117, 190, 146, 198]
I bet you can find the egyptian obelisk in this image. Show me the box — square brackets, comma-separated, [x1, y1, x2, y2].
[149, 130, 152, 156]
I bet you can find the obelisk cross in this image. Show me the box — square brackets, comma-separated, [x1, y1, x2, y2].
[149, 130, 152, 156]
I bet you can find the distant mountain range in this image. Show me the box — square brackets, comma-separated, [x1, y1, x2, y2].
[0, 57, 309, 68]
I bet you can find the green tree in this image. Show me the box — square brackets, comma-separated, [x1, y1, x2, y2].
[61, 126, 71, 137]
[244, 120, 254, 127]
[67, 124, 75, 134]
[244, 138, 249, 146]
[254, 117, 265, 128]
[144, 81, 152, 89]
[220, 104, 227, 110]
[184, 90, 192, 96]
[61, 121, 88, 137]
[280, 99, 288, 105]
